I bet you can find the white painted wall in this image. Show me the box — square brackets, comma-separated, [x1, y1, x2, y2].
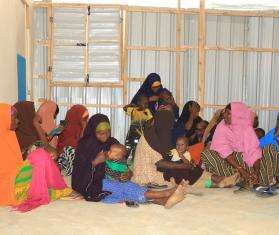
[0, 0, 26, 104]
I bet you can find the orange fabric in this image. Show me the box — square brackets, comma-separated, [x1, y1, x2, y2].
[37, 101, 57, 147]
[0, 104, 23, 206]
[188, 142, 204, 165]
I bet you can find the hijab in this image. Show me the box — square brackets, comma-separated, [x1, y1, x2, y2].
[72, 114, 118, 199]
[37, 101, 58, 147]
[144, 110, 174, 156]
[57, 105, 88, 154]
[13, 101, 39, 151]
[0, 104, 23, 205]
[210, 102, 262, 167]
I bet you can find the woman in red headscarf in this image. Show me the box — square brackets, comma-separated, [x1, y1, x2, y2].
[57, 105, 89, 176]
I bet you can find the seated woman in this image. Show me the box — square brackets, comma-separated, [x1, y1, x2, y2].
[201, 102, 279, 188]
[0, 104, 71, 212]
[132, 110, 174, 186]
[130, 73, 164, 114]
[13, 101, 58, 160]
[72, 114, 187, 208]
[260, 112, 279, 152]
[172, 101, 202, 146]
[57, 105, 89, 176]
[37, 100, 60, 148]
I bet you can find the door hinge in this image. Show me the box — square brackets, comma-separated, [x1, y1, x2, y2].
[86, 74, 89, 84]
[49, 16, 53, 23]
[87, 6, 91, 15]
[76, 43, 86, 47]
[48, 66, 52, 72]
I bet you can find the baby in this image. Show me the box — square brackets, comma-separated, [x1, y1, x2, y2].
[171, 136, 194, 166]
[105, 144, 129, 181]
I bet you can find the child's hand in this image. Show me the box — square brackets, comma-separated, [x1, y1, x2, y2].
[92, 151, 107, 166]
[119, 170, 133, 182]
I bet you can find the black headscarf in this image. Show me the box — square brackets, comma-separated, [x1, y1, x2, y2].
[72, 114, 118, 201]
[144, 110, 174, 156]
[13, 101, 39, 152]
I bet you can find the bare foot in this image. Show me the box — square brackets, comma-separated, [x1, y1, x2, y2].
[164, 185, 185, 209]
[218, 173, 240, 188]
[181, 180, 203, 196]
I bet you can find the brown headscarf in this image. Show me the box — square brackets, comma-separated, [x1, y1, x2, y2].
[13, 101, 39, 151]
[144, 110, 174, 156]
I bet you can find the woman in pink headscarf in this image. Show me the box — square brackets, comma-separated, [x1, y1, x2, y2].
[201, 102, 279, 187]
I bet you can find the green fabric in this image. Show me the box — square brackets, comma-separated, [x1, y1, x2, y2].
[105, 160, 128, 173]
[96, 122, 111, 132]
[204, 179, 212, 188]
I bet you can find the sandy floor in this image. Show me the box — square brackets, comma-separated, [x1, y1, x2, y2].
[1, 188, 279, 235]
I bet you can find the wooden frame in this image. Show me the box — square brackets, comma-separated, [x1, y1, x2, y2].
[32, 1, 279, 115]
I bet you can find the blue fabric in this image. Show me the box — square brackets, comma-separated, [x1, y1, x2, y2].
[17, 54, 26, 101]
[260, 128, 279, 152]
[102, 179, 147, 204]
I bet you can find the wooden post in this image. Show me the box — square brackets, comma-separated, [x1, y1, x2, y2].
[198, 0, 205, 116]
[122, 7, 128, 105]
[85, 6, 89, 84]
[175, 0, 181, 106]
[47, 5, 53, 100]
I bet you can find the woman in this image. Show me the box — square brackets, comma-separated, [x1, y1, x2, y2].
[172, 101, 202, 146]
[13, 101, 39, 154]
[201, 102, 279, 187]
[37, 100, 59, 148]
[72, 113, 186, 208]
[57, 105, 89, 176]
[260, 112, 279, 152]
[0, 103, 71, 211]
[132, 110, 174, 186]
[130, 73, 163, 114]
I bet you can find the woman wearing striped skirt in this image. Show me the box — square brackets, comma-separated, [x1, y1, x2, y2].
[201, 102, 279, 187]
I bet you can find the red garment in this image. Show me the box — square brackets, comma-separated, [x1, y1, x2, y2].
[57, 105, 87, 154]
[189, 142, 204, 165]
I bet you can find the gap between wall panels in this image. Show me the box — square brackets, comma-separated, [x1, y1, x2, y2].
[32, 1, 279, 142]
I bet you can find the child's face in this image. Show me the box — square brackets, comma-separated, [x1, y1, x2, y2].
[107, 146, 125, 161]
[176, 138, 188, 155]
[196, 121, 207, 135]
[160, 92, 173, 104]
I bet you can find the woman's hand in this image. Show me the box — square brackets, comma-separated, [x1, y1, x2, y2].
[92, 151, 107, 166]
[119, 170, 133, 182]
[33, 115, 42, 127]
[149, 95, 159, 102]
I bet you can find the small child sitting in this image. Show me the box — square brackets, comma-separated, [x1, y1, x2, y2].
[157, 89, 179, 120]
[105, 144, 129, 182]
[171, 136, 194, 166]
[124, 94, 153, 162]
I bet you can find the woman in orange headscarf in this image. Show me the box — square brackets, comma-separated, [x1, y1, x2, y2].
[37, 100, 59, 148]
[0, 104, 23, 205]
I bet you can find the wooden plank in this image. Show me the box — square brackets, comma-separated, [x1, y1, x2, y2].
[126, 45, 178, 52]
[206, 9, 279, 18]
[175, 0, 181, 105]
[122, 7, 129, 105]
[47, 5, 53, 100]
[56, 103, 124, 109]
[85, 6, 89, 83]
[206, 46, 279, 53]
[198, 0, 206, 115]
[127, 77, 145, 82]
[50, 81, 123, 88]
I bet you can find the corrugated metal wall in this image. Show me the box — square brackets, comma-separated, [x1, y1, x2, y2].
[33, 7, 279, 143]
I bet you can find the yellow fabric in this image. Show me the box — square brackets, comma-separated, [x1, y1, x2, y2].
[151, 81, 161, 88]
[170, 149, 192, 162]
[96, 122, 111, 132]
[126, 107, 153, 123]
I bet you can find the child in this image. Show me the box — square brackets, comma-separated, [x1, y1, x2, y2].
[255, 128, 265, 140]
[105, 144, 129, 182]
[124, 94, 153, 163]
[156, 137, 203, 185]
[157, 89, 179, 120]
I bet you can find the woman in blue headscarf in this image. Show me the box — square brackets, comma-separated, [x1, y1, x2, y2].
[260, 112, 279, 151]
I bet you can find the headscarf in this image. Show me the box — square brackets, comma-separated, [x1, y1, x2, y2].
[131, 73, 162, 104]
[72, 114, 118, 200]
[259, 112, 279, 151]
[144, 110, 174, 156]
[57, 105, 88, 154]
[13, 101, 39, 151]
[0, 104, 23, 205]
[210, 102, 262, 167]
[37, 101, 58, 147]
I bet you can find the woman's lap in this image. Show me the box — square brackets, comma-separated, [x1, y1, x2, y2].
[102, 179, 147, 204]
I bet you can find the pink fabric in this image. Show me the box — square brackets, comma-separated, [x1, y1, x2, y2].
[210, 102, 262, 167]
[14, 148, 67, 212]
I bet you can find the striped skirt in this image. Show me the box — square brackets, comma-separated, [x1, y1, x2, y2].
[201, 145, 279, 186]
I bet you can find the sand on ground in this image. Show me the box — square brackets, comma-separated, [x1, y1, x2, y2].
[1, 188, 279, 235]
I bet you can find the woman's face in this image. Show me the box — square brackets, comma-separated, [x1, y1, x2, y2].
[95, 130, 110, 143]
[223, 108, 232, 125]
[151, 83, 161, 93]
[81, 114, 89, 130]
[10, 113, 19, 131]
[190, 103, 200, 118]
